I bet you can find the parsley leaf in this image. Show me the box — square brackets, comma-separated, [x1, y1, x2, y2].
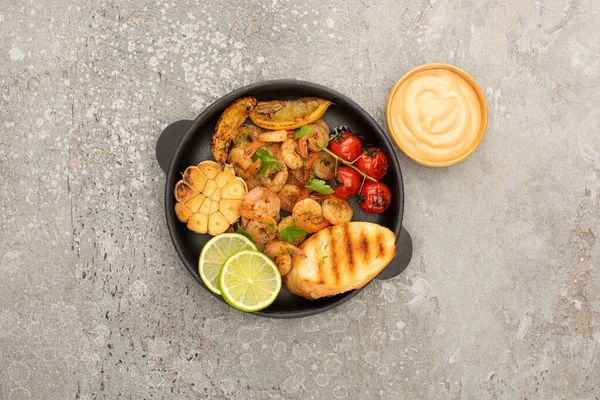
[251, 148, 278, 174]
[305, 179, 335, 194]
[235, 225, 253, 241]
[279, 225, 307, 243]
[294, 125, 313, 139]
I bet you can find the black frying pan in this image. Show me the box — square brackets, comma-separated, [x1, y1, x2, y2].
[155, 80, 412, 318]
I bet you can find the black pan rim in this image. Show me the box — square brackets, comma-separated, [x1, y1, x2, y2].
[163, 79, 404, 318]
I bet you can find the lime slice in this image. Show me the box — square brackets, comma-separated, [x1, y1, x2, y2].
[199, 233, 257, 295]
[219, 250, 282, 312]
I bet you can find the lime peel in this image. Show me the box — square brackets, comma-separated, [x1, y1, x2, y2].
[219, 250, 282, 312]
[198, 233, 257, 295]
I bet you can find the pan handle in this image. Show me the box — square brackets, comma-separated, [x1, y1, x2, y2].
[155, 120, 193, 173]
[375, 226, 413, 280]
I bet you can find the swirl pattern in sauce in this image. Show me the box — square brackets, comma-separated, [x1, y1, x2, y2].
[388, 68, 485, 166]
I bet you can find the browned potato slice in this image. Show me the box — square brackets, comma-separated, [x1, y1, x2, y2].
[198, 197, 212, 215]
[198, 161, 221, 179]
[185, 193, 206, 213]
[174, 181, 199, 203]
[212, 97, 257, 165]
[187, 213, 208, 234]
[208, 211, 230, 235]
[210, 188, 222, 202]
[215, 170, 236, 188]
[219, 199, 242, 223]
[222, 178, 247, 200]
[203, 179, 219, 197]
[175, 203, 193, 222]
[183, 166, 207, 191]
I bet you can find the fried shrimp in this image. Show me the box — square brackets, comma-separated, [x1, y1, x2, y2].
[257, 130, 290, 142]
[305, 119, 330, 152]
[255, 146, 288, 193]
[305, 152, 335, 180]
[233, 124, 262, 149]
[264, 241, 305, 276]
[243, 219, 277, 249]
[277, 216, 307, 246]
[239, 186, 281, 224]
[292, 198, 330, 233]
[278, 184, 311, 213]
[322, 197, 353, 225]
[281, 139, 305, 170]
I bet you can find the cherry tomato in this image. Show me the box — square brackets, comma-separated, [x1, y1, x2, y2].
[356, 147, 388, 181]
[358, 181, 392, 214]
[329, 166, 362, 200]
[329, 131, 363, 162]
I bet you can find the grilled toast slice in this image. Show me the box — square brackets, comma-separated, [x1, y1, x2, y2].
[283, 222, 397, 299]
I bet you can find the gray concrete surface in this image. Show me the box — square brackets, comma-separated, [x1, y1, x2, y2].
[1, 0, 599, 399]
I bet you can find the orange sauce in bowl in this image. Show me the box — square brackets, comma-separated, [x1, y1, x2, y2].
[386, 64, 488, 167]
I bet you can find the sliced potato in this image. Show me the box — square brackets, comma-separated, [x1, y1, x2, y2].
[187, 213, 208, 234]
[183, 166, 208, 192]
[203, 179, 219, 197]
[210, 188, 222, 202]
[174, 181, 199, 203]
[212, 97, 257, 165]
[175, 203, 193, 222]
[208, 212, 229, 236]
[222, 178, 247, 200]
[185, 193, 206, 213]
[198, 161, 221, 179]
[248, 97, 332, 130]
[219, 199, 242, 223]
[215, 170, 236, 188]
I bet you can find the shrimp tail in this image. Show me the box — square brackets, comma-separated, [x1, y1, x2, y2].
[305, 153, 319, 169]
[309, 193, 327, 202]
[273, 149, 285, 166]
[298, 137, 309, 159]
[283, 243, 306, 258]
[314, 221, 331, 231]
[244, 140, 265, 157]
[248, 159, 261, 175]
[304, 153, 318, 181]
[239, 209, 277, 226]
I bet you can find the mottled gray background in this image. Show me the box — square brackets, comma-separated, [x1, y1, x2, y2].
[1, 0, 599, 399]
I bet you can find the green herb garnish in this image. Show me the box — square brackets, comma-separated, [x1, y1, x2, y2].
[251, 148, 278, 175]
[236, 225, 253, 241]
[279, 225, 307, 243]
[305, 179, 335, 195]
[294, 125, 313, 139]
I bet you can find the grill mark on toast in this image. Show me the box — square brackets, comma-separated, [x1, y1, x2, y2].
[328, 229, 339, 284]
[377, 232, 385, 258]
[343, 224, 355, 275]
[359, 230, 369, 262]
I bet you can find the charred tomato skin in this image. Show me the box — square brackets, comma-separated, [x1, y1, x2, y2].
[355, 147, 388, 181]
[329, 166, 362, 200]
[358, 181, 392, 214]
[329, 131, 363, 162]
